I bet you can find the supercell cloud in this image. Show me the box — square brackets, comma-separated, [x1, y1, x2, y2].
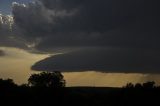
[32, 48, 160, 73]
[1, 0, 160, 73]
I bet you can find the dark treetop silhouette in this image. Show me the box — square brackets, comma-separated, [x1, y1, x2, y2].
[28, 71, 65, 88]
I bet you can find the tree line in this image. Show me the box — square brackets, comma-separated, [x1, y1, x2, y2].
[0, 71, 65, 89]
[0, 72, 160, 106]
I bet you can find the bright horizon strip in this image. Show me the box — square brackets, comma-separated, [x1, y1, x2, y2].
[0, 47, 160, 87]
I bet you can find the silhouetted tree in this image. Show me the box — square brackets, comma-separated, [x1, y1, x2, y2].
[124, 81, 157, 89]
[142, 81, 155, 89]
[135, 83, 142, 88]
[125, 83, 134, 88]
[0, 78, 17, 88]
[20, 83, 29, 88]
[28, 72, 65, 88]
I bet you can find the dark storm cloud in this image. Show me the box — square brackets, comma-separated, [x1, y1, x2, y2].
[0, 14, 26, 48]
[10, 0, 160, 73]
[12, 0, 160, 51]
[32, 48, 160, 73]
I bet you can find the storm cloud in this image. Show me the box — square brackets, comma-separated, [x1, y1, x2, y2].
[32, 48, 160, 73]
[12, 0, 160, 51]
[0, 0, 160, 73]
[0, 13, 28, 49]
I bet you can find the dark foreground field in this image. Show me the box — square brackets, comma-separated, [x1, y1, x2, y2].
[0, 72, 159, 106]
[1, 86, 160, 106]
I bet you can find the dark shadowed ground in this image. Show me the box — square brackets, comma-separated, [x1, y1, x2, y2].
[0, 86, 160, 106]
[0, 73, 159, 106]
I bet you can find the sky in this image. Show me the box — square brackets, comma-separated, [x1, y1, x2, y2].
[0, 0, 160, 87]
[0, 0, 33, 14]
